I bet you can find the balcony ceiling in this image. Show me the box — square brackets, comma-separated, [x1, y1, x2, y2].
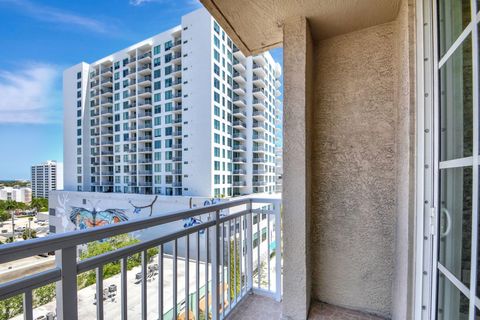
[200, 0, 401, 55]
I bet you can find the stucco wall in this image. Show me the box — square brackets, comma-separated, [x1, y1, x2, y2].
[310, 23, 397, 317]
[392, 0, 416, 319]
[282, 17, 314, 320]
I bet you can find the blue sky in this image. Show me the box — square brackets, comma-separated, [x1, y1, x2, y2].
[0, 0, 282, 180]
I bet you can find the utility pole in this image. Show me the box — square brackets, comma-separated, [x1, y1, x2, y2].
[10, 211, 15, 242]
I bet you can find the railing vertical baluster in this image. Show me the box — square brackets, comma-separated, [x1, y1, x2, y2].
[120, 257, 128, 320]
[239, 215, 243, 297]
[233, 217, 237, 304]
[57, 246, 78, 320]
[211, 210, 220, 320]
[23, 289, 33, 320]
[205, 227, 209, 319]
[159, 244, 164, 319]
[246, 200, 253, 292]
[228, 219, 232, 308]
[195, 231, 200, 320]
[141, 250, 147, 320]
[267, 208, 271, 292]
[220, 221, 224, 319]
[96, 266, 104, 320]
[257, 211, 261, 289]
[173, 239, 178, 320]
[185, 234, 190, 320]
[275, 201, 282, 301]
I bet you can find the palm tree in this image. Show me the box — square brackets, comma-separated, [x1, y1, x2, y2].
[4, 200, 18, 241]
[30, 198, 47, 213]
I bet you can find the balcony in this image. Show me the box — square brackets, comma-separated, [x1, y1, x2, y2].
[253, 87, 267, 100]
[233, 83, 245, 96]
[233, 108, 246, 118]
[0, 197, 281, 320]
[233, 70, 246, 84]
[233, 120, 246, 129]
[233, 58, 246, 73]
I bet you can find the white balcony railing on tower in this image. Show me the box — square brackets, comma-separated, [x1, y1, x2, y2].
[0, 197, 282, 320]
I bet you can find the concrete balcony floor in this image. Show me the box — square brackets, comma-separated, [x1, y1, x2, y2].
[226, 294, 386, 320]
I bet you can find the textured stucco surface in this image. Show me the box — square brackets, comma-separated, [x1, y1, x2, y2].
[282, 16, 314, 320]
[200, 0, 400, 55]
[310, 23, 397, 318]
[391, 0, 416, 319]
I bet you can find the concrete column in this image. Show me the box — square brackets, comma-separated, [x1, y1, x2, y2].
[282, 17, 314, 320]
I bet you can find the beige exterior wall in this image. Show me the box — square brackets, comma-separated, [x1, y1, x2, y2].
[282, 17, 314, 320]
[308, 1, 415, 318]
[310, 22, 397, 317]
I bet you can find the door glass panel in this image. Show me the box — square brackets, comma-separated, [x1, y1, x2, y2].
[437, 273, 470, 319]
[439, 167, 472, 288]
[440, 35, 473, 161]
[438, 0, 471, 56]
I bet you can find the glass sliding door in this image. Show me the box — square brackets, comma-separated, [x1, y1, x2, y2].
[435, 0, 478, 319]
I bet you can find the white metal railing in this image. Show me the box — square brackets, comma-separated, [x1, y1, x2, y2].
[0, 197, 281, 320]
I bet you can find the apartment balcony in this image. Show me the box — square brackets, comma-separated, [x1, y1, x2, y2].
[138, 170, 153, 175]
[233, 157, 247, 163]
[233, 107, 246, 118]
[100, 88, 113, 97]
[138, 147, 152, 153]
[173, 117, 183, 125]
[233, 169, 247, 175]
[101, 119, 113, 125]
[233, 132, 247, 140]
[233, 58, 246, 73]
[138, 76, 152, 85]
[233, 120, 246, 129]
[101, 66, 113, 76]
[172, 78, 182, 89]
[173, 92, 183, 101]
[173, 131, 183, 137]
[171, 38, 182, 50]
[138, 159, 152, 164]
[138, 111, 152, 119]
[101, 77, 113, 85]
[101, 129, 114, 136]
[233, 96, 246, 108]
[253, 146, 266, 153]
[172, 169, 182, 174]
[252, 63, 267, 78]
[137, 64, 151, 75]
[172, 52, 182, 63]
[173, 103, 183, 112]
[253, 157, 266, 163]
[253, 133, 265, 141]
[233, 83, 246, 96]
[100, 150, 113, 155]
[253, 121, 268, 132]
[233, 180, 247, 187]
[127, 56, 136, 67]
[233, 70, 246, 84]
[253, 87, 267, 100]
[253, 54, 267, 66]
[253, 98, 267, 111]
[138, 88, 152, 98]
[137, 52, 151, 63]
[172, 181, 182, 187]
[138, 100, 152, 108]
[172, 156, 182, 162]
[252, 75, 266, 88]
[172, 64, 182, 76]
[253, 110, 267, 121]
[233, 144, 247, 152]
[138, 135, 152, 141]
[253, 169, 266, 174]
[233, 45, 246, 60]
[253, 181, 267, 186]
[138, 123, 153, 130]
[172, 143, 183, 149]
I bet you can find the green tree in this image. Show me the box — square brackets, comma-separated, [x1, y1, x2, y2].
[22, 228, 37, 240]
[30, 198, 48, 212]
[229, 240, 241, 300]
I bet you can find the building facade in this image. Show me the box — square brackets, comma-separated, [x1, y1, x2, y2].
[0, 187, 32, 203]
[31, 161, 63, 199]
[63, 8, 281, 198]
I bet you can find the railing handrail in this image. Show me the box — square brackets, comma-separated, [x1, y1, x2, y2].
[0, 198, 253, 264]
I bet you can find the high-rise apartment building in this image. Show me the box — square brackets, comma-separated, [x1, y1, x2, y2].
[63, 8, 281, 198]
[31, 160, 63, 199]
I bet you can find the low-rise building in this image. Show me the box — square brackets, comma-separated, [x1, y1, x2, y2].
[0, 187, 32, 203]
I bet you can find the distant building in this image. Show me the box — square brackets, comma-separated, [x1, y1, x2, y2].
[63, 8, 282, 198]
[31, 161, 63, 199]
[0, 187, 32, 203]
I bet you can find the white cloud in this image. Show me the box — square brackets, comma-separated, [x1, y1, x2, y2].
[0, 0, 110, 33]
[129, 0, 155, 6]
[0, 64, 61, 124]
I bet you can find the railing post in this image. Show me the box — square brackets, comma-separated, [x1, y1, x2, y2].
[274, 200, 282, 301]
[246, 200, 253, 292]
[56, 246, 78, 320]
[211, 210, 220, 320]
